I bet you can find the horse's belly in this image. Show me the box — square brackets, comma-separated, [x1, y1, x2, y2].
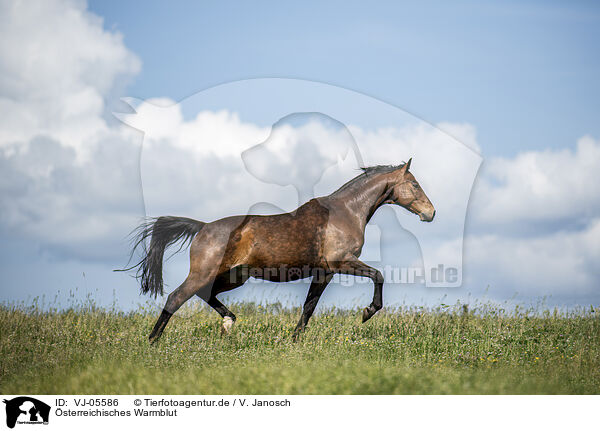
[249, 238, 323, 269]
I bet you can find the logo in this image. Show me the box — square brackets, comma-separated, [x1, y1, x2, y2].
[3, 397, 50, 429]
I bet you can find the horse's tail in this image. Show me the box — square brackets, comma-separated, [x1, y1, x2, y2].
[121, 216, 206, 298]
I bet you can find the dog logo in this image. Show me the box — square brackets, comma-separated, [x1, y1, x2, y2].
[3, 397, 50, 428]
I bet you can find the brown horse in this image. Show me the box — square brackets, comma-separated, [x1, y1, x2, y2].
[127, 159, 435, 343]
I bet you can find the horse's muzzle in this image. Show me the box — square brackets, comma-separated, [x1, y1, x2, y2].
[419, 209, 435, 222]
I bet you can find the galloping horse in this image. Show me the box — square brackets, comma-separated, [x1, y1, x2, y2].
[127, 159, 435, 343]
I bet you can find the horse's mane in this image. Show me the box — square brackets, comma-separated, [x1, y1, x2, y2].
[331, 163, 406, 195]
[359, 164, 405, 175]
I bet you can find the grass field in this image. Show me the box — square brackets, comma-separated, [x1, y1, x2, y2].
[1, 301, 598, 394]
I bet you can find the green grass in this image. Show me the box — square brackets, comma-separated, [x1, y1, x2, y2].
[0, 301, 598, 394]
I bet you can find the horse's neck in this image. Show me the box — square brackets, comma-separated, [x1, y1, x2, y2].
[328, 175, 390, 231]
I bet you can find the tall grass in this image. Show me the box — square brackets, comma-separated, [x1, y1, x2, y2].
[0, 300, 598, 394]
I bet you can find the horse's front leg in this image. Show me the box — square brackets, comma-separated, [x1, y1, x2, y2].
[292, 271, 333, 341]
[331, 256, 384, 323]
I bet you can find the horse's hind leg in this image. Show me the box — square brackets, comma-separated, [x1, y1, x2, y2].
[148, 308, 173, 344]
[197, 274, 245, 334]
[149, 274, 209, 344]
[207, 296, 237, 334]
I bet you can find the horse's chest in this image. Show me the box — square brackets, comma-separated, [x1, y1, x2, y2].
[321, 219, 365, 261]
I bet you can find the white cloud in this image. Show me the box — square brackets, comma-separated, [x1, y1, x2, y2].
[461, 136, 600, 298]
[0, 0, 142, 260]
[0, 133, 142, 261]
[125, 100, 268, 158]
[465, 218, 600, 296]
[474, 135, 600, 230]
[0, 0, 140, 154]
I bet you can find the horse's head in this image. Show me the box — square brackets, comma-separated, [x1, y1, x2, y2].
[388, 159, 436, 222]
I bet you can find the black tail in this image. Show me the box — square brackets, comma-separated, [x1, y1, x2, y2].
[121, 216, 205, 298]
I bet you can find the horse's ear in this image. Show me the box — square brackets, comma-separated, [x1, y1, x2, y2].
[399, 158, 412, 175]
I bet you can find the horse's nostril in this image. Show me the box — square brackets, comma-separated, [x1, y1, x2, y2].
[432, 210, 436, 220]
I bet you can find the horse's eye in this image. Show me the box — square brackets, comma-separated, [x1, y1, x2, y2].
[412, 181, 420, 188]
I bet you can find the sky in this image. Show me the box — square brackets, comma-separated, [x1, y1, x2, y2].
[89, 0, 600, 156]
[0, 0, 599, 312]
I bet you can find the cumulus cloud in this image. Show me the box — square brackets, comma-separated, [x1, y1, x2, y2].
[0, 0, 142, 261]
[465, 218, 600, 297]
[474, 135, 600, 232]
[0, 133, 142, 261]
[0, 0, 140, 153]
[463, 136, 600, 298]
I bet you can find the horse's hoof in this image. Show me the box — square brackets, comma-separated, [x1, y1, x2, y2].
[362, 307, 375, 323]
[221, 316, 235, 335]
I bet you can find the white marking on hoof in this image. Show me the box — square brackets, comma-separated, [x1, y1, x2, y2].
[222, 316, 234, 334]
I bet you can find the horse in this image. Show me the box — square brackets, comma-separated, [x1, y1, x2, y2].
[126, 158, 435, 343]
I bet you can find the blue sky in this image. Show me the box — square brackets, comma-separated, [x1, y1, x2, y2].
[90, 0, 600, 156]
[1, 0, 599, 312]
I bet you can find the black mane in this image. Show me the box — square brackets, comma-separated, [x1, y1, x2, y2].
[359, 164, 405, 175]
[331, 163, 407, 195]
